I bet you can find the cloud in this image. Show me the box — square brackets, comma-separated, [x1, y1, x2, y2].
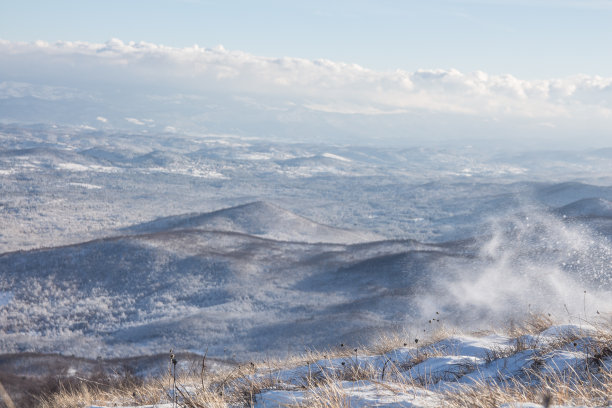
[0, 38, 611, 146]
[0, 80, 87, 101]
[125, 117, 145, 125]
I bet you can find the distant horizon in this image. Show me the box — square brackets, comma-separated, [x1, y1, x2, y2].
[3, 4, 612, 406]
[1, 1, 611, 148]
[3, 1, 612, 79]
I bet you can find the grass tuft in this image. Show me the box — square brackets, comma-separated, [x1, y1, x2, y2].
[33, 314, 612, 408]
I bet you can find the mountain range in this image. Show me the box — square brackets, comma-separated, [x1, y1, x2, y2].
[2, 197, 611, 362]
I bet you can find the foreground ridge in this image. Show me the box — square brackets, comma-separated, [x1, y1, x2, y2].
[35, 315, 612, 408]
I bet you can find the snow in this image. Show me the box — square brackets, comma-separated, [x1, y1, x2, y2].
[456, 349, 538, 384]
[252, 325, 610, 404]
[237, 152, 275, 160]
[141, 165, 227, 179]
[2, 125, 612, 255]
[256, 381, 442, 407]
[424, 334, 513, 359]
[322, 152, 352, 162]
[85, 325, 612, 408]
[2, 125, 612, 407]
[126, 201, 384, 244]
[256, 389, 306, 406]
[2, 190, 612, 360]
[0, 291, 12, 306]
[540, 349, 588, 374]
[57, 162, 118, 172]
[540, 324, 596, 338]
[502, 405, 612, 408]
[89, 405, 172, 408]
[69, 182, 102, 189]
[408, 355, 482, 382]
[557, 198, 612, 218]
[53, 160, 88, 169]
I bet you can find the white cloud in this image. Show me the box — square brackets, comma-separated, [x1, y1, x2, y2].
[2, 38, 611, 117]
[96, 116, 108, 123]
[125, 117, 145, 125]
[0, 38, 611, 145]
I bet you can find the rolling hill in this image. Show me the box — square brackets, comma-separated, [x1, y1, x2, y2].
[0, 202, 461, 360]
[124, 201, 384, 244]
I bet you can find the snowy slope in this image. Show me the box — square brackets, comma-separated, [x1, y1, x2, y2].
[3, 200, 612, 363]
[0, 229, 456, 359]
[124, 201, 384, 244]
[556, 198, 612, 218]
[252, 323, 612, 408]
[2, 123, 612, 253]
[79, 323, 612, 408]
[535, 182, 612, 207]
[0, 146, 117, 173]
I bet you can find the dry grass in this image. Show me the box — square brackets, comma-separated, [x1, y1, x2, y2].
[37, 375, 160, 408]
[35, 370, 244, 408]
[299, 378, 350, 408]
[35, 314, 612, 408]
[445, 368, 612, 407]
[502, 312, 555, 338]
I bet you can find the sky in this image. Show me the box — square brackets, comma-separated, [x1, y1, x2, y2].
[2, 0, 612, 78]
[1, 1, 612, 147]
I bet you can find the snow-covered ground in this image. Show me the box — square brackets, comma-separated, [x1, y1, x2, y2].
[78, 322, 612, 407]
[1, 124, 612, 407]
[2, 197, 611, 360]
[1, 123, 612, 253]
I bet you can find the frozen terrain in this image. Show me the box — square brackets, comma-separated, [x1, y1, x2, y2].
[1, 124, 612, 406]
[1, 123, 612, 253]
[64, 321, 612, 407]
[2, 197, 612, 361]
[251, 323, 612, 408]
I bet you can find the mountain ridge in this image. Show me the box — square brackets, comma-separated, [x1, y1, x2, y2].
[123, 200, 384, 244]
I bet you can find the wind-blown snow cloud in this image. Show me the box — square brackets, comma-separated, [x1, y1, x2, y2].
[1, 38, 611, 146]
[420, 209, 612, 326]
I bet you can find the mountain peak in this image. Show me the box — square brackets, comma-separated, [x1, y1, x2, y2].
[126, 201, 383, 244]
[557, 197, 612, 218]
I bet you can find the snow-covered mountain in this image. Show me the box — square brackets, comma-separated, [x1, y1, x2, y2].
[2, 199, 612, 362]
[1, 124, 612, 252]
[556, 197, 612, 218]
[125, 201, 383, 244]
[535, 182, 612, 207]
[1, 125, 612, 404]
[0, 206, 456, 359]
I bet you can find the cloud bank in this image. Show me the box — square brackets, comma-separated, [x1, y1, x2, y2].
[1, 38, 611, 146]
